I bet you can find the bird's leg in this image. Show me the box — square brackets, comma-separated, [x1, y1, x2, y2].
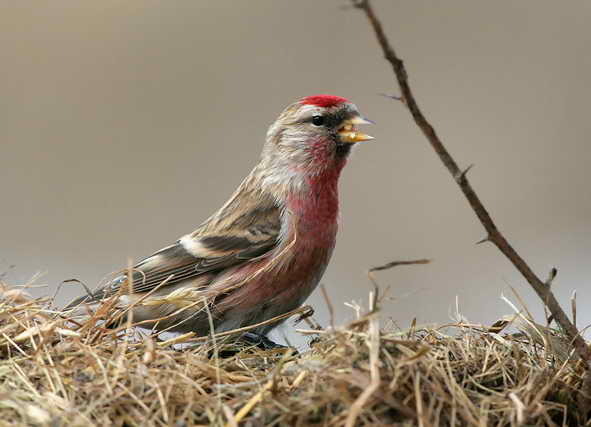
[241, 332, 287, 350]
[213, 332, 291, 358]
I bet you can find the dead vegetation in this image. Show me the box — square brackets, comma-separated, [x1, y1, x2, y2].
[1, 281, 588, 426]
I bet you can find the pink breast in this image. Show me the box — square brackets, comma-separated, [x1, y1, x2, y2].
[217, 165, 342, 314]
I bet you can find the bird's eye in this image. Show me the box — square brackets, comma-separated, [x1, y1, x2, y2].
[311, 115, 325, 126]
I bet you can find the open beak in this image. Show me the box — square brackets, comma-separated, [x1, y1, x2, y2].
[337, 116, 374, 144]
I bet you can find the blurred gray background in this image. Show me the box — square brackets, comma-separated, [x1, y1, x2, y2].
[2, 1, 591, 345]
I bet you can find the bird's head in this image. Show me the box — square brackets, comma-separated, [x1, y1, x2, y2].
[260, 95, 373, 188]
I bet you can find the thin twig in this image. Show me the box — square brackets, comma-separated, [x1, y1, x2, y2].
[319, 284, 335, 330]
[367, 259, 430, 308]
[369, 259, 431, 273]
[352, 0, 591, 411]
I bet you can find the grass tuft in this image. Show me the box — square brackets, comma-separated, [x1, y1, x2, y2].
[0, 280, 587, 426]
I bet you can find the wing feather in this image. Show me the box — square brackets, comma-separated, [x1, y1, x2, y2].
[65, 189, 282, 309]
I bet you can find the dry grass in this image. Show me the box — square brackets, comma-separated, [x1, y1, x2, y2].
[0, 281, 588, 426]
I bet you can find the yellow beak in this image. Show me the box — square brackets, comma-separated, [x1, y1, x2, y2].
[337, 116, 374, 144]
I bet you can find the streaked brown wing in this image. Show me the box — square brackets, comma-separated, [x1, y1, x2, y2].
[65, 194, 281, 308]
[125, 236, 276, 294]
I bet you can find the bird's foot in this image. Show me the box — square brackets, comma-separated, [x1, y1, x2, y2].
[214, 332, 295, 358]
[241, 332, 288, 351]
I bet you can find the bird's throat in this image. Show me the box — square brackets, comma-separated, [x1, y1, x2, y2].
[286, 167, 341, 231]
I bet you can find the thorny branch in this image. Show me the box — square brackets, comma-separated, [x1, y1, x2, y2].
[352, 0, 591, 405]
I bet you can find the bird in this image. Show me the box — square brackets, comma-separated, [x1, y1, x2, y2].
[65, 94, 373, 345]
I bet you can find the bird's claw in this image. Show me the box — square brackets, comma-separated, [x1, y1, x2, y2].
[242, 332, 288, 351]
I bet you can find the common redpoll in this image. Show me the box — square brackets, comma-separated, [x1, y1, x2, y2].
[66, 95, 373, 341]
